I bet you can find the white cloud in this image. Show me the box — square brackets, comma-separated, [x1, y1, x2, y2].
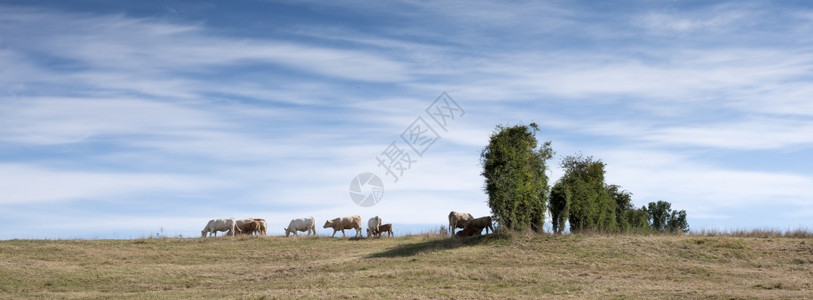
[0, 5, 411, 99]
[631, 4, 755, 35]
[0, 164, 222, 205]
[0, 97, 230, 145]
[602, 148, 813, 208]
[644, 118, 813, 150]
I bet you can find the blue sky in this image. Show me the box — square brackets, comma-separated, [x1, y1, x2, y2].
[2, 0, 813, 239]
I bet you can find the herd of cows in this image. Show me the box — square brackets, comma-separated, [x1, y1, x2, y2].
[200, 211, 495, 238]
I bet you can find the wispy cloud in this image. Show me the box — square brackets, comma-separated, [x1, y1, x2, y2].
[1, 5, 412, 100]
[0, 163, 222, 205]
[632, 4, 754, 35]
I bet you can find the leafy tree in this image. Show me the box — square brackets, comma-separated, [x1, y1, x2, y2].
[646, 201, 672, 232]
[481, 123, 553, 232]
[627, 206, 650, 231]
[644, 201, 689, 234]
[558, 155, 617, 232]
[607, 185, 633, 232]
[667, 209, 689, 234]
[549, 182, 570, 234]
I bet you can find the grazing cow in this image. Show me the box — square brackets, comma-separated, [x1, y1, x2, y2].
[253, 218, 268, 236]
[367, 216, 382, 238]
[284, 217, 316, 237]
[323, 215, 363, 238]
[374, 223, 394, 238]
[201, 217, 238, 237]
[448, 211, 474, 236]
[467, 216, 494, 235]
[235, 218, 256, 236]
[236, 220, 261, 236]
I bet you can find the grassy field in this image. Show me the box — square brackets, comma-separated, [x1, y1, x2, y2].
[1, 233, 811, 299]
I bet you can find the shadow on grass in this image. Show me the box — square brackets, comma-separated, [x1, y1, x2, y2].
[366, 233, 512, 258]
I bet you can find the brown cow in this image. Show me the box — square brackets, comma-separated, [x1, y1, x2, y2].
[236, 220, 261, 236]
[252, 218, 267, 236]
[467, 216, 494, 235]
[455, 223, 483, 238]
[372, 223, 394, 238]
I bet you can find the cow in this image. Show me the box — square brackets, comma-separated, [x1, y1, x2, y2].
[455, 223, 483, 238]
[253, 218, 268, 236]
[448, 211, 474, 236]
[467, 216, 494, 235]
[375, 223, 394, 238]
[235, 218, 257, 236]
[367, 216, 382, 238]
[323, 215, 363, 238]
[201, 217, 238, 237]
[284, 217, 316, 237]
[236, 220, 261, 236]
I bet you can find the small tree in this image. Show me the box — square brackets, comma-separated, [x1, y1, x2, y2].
[667, 210, 689, 234]
[559, 155, 617, 232]
[646, 201, 672, 232]
[627, 206, 650, 232]
[607, 185, 633, 232]
[549, 182, 570, 234]
[645, 201, 689, 234]
[481, 123, 553, 232]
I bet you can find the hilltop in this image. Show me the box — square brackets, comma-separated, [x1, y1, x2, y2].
[1, 233, 811, 299]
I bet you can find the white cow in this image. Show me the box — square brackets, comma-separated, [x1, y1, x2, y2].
[448, 211, 474, 236]
[201, 217, 237, 237]
[323, 215, 363, 238]
[284, 217, 316, 237]
[367, 216, 382, 238]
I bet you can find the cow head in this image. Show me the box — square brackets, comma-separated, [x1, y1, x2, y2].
[201, 230, 206, 238]
[323, 220, 334, 228]
[284, 227, 291, 237]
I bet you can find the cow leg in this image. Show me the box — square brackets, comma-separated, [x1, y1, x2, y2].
[341, 229, 346, 238]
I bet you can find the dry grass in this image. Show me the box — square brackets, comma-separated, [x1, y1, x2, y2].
[690, 227, 813, 238]
[1, 233, 811, 299]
